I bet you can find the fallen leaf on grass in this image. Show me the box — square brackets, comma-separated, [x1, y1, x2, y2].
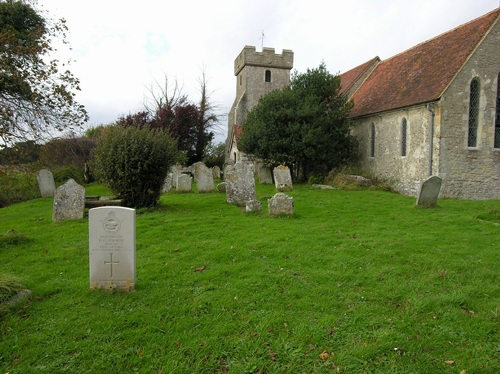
[444, 360, 455, 366]
[320, 351, 330, 360]
[194, 265, 206, 272]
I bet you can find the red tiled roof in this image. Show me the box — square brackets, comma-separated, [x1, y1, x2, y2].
[345, 8, 500, 119]
[340, 56, 380, 95]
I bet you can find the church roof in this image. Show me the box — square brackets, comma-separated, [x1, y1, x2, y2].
[340, 56, 380, 95]
[342, 7, 500, 119]
[233, 124, 243, 141]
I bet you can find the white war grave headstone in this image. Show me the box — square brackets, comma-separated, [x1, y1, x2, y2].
[52, 179, 85, 221]
[416, 175, 442, 207]
[89, 207, 136, 292]
[37, 168, 56, 197]
[273, 165, 293, 192]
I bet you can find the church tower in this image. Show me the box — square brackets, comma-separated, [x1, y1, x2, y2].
[226, 46, 294, 162]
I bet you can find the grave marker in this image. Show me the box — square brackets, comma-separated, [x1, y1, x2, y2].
[224, 162, 256, 206]
[273, 165, 293, 192]
[416, 175, 442, 207]
[37, 169, 56, 197]
[52, 179, 85, 221]
[89, 207, 136, 292]
[192, 161, 215, 192]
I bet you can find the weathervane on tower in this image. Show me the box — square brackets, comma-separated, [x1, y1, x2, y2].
[260, 30, 264, 50]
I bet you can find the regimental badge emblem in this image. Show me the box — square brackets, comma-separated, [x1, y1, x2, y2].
[100, 211, 121, 233]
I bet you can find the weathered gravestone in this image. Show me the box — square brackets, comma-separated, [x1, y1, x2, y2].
[273, 165, 293, 192]
[217, 182, 227, 192]
[224, 162, 256, 206]
[176, 174, 192, 192]
[246, 199, 262, 213]
[192, 161, 215, 192]
[162, 173, 173, 193]
[416, 175, 442, 207]
[171, 164, 182, 188]
[268, 193, 294, 216]
[212, 166, 221, 180]
[89, 207, 136, 292]
[52, 179, 85, 221]
[256, 162, 273, 184]
[37, 169, 56, 197]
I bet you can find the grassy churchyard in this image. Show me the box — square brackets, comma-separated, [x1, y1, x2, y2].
[1, 183, 499, 373]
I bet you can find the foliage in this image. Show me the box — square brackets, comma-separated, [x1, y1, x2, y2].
[0, 185, 499, 372]
[92, 126, 177, 208]
[0, 0, 88, 145]
[52, 164, 84, 185]
[0, 273, 24, 304]
[0, 229, 31, 248]
[0, 168, 38, 207]
[0, 140, 40, 164]
[239, 63, 357, 181]
[38, 136, 96, 170]
[202, 141, 225, 168]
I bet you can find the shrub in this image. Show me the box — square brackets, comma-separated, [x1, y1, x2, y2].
[53, 164, 84, 185]
[0, 169, 39, 207]
[92, 126, 177, 208]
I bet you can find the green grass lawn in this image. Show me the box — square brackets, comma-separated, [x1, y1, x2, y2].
[1, 184, 499, 373]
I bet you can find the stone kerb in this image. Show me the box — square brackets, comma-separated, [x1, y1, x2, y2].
[268, 193, 294, 216]
[37, 169, 56, 197]
[89, 207, 136, 292]
[416, 175, 442, 207]
[224, 162, 256, 206]
[52, 179, 85, 222]
[273, 165, 293, 192]
[192, 162, 215, 192]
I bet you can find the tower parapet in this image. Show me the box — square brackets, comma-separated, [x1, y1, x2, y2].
[234, 46, 294, 76]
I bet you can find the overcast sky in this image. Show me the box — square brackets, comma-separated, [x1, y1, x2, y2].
[39, 0, 499, 143]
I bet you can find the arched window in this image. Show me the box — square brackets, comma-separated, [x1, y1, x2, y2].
[495, 72, 500, 149]
[265, 70, 271, 83]
[370, 123, 375, 158]
[401, 118, 407, 156]
[468, 77, 480, 147]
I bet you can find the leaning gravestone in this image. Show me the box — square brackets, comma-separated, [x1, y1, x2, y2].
[224, 162, 256, 206]
[52, 179, 85, 221]
[176, 174, 192, 192]
[192, 161, 215, 192]
[37, 169, 56, 197]
[256, 162, 273, 184]
[416, 175, 442, 207]
[273, 165, 293, 192]
[268, 193, 294, 216]
[89, 207, 136, 292]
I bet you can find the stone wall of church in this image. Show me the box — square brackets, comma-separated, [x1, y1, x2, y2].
[351, 105, 436, 197]
[437, 20, 500, 200]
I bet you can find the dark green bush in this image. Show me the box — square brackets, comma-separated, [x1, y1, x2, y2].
[53, 164, 84, 185]
[0, 170, 39, 208]
[92, 126, 177, 208]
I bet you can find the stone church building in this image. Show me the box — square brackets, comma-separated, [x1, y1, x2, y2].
[227, 8, 500, 199]
[342, 7, 500, 200]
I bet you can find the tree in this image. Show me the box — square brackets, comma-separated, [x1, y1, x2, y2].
[92, 125, 177, 208]
[238, 63, 357, 181]
[0, 0, 88, 145]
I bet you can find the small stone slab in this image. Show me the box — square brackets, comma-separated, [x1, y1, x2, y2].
[176, 174, 192, 192]
[268, 193, 294, 216]
[416, 175, 442, 207]
[192, 161, 215, 192]
[52, 179, 85, 221]
[273, 165, 293, 192]
[89, 207, 136, 292]
[37, 169, 56, 197]
[246, 199, 262, 212]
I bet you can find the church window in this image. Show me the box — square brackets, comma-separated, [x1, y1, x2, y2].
[468, 77, 480, 147]
[401, 118, 407, 156]
[370, 123, 375, 157]
[494, 73, 500, 148]
[265, 70, 271, 82]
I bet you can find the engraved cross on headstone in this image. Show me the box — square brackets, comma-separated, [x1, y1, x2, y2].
[104, 253, 119, 277]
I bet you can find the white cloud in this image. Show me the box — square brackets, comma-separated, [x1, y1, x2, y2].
[38, 0, 499, 142]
